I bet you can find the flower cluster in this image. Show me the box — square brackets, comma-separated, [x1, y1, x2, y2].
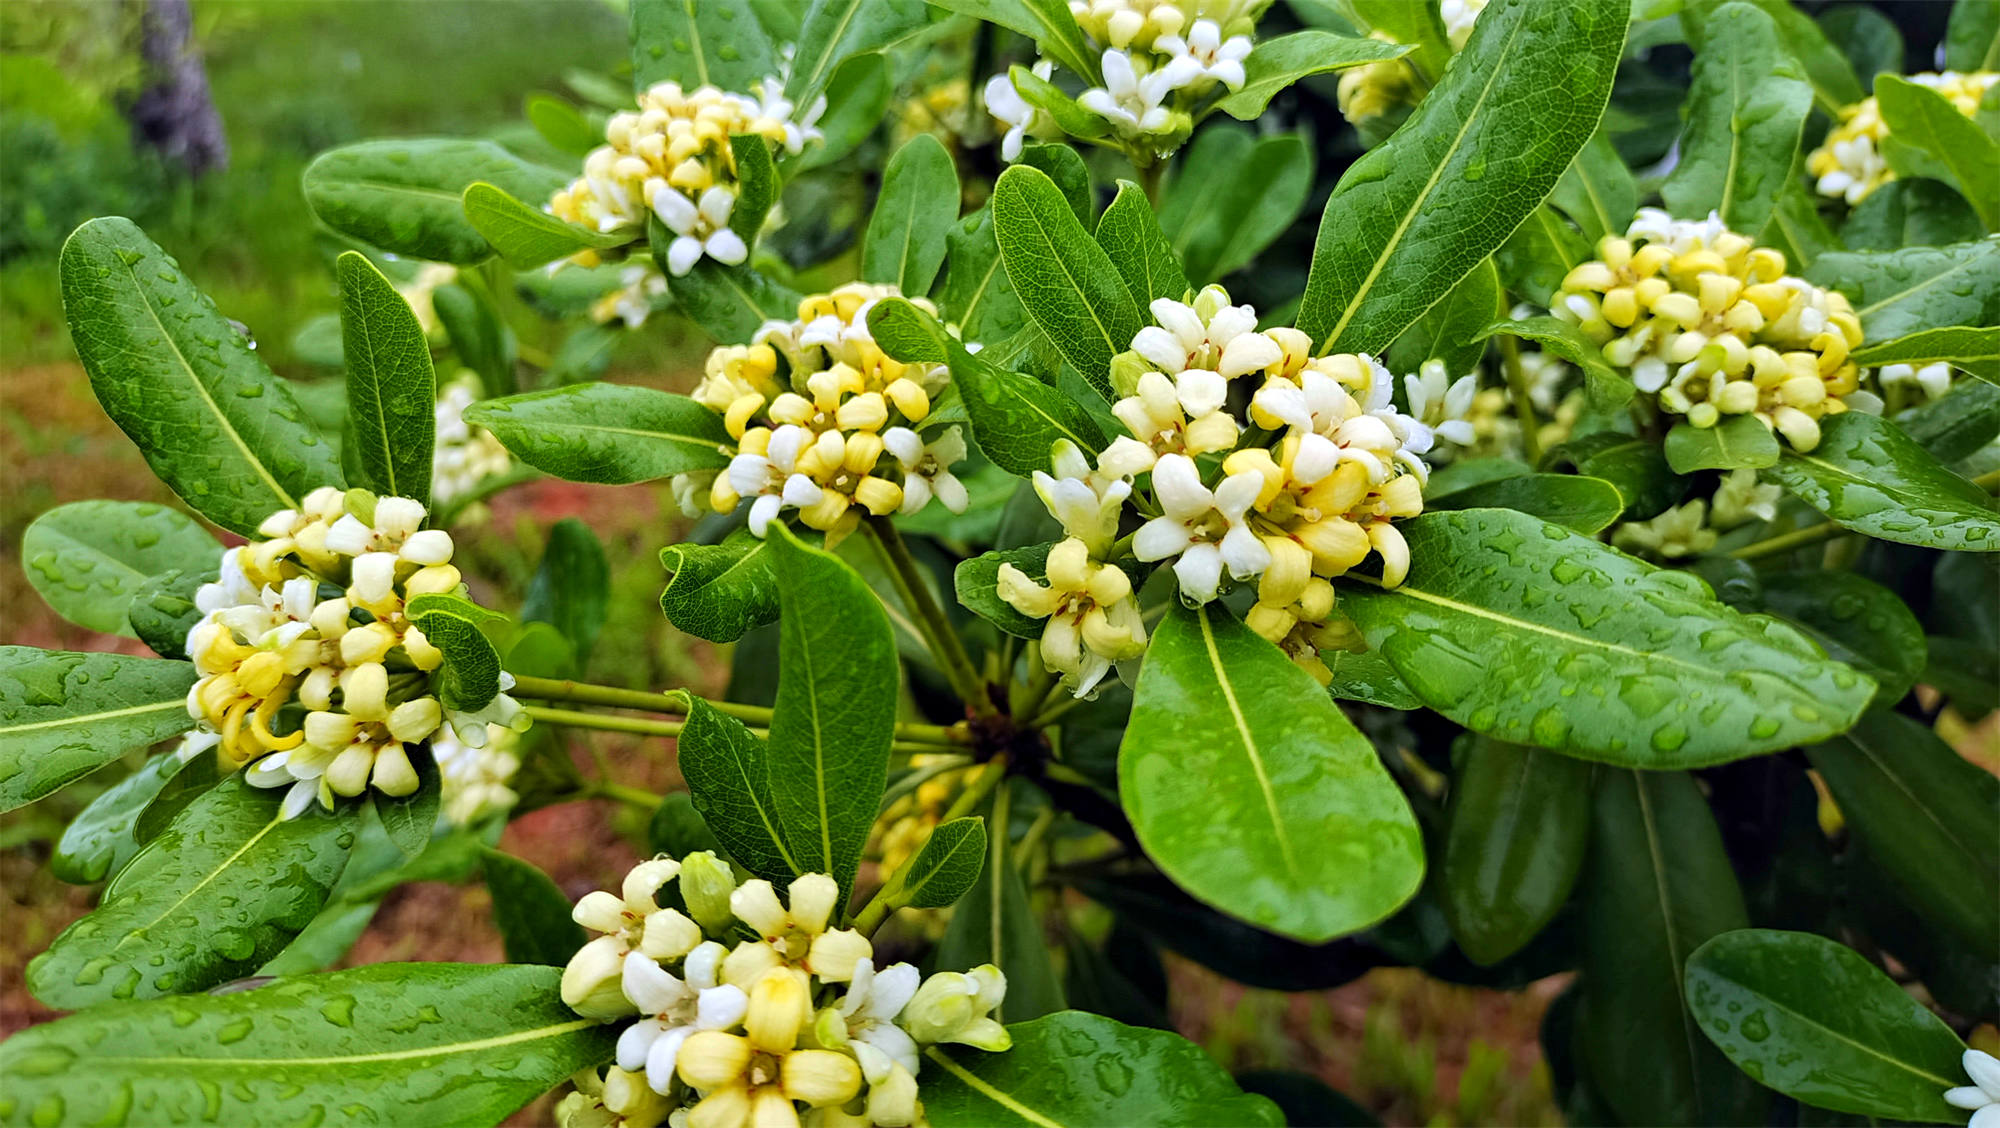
[591, 260, 672, 329]
[548, 80, 825, 276]
[432, 376, 513, 508]
[997, 286, 1437, 694]
[1553, 209, 1865, 451]
[185, 489, 527, 817]
[559, 856, 1010, 1128]
[672, 283, 967, 544]
[434, 722, 521, 828]
[391, 261, 459, 339]
[1807, 71, 1999, 203]
[1338, 0, 1488, 127]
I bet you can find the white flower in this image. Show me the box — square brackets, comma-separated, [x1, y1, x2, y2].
[1709, 468, 1782, 529]
[749, 76, 826, 156]
[1440, 0, 1489, 51]
[563, 858, 703, 1018]
[900, 965, 1010, 1051]
[1878, 361, 1953, 401]
[432, 378, 512, 506]
[1250, 366, 1407, 485]
[1404, 360, 1478, 447]
[1078, 48, 1176, 134]
[434, 722, 520, 828]
[1132, 454, 1269, 603]
[984, 61, 1055, 162]
[1131, 291, 1269, 377]
[884, 426, 970, 516]
[650, 183, 748, 276]
[1030, 440, 1132, 556]
[618, 944, 750, 1096]
[729, 425, 814, 537]
[1946, 1048, 2000, 1128]
[1152, 19, 1252, 91]
[996, 538, 1147, 697]
[838, 957, 923, 1079]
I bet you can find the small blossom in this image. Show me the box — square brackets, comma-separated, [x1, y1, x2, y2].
[619, 945, 750, 1095]
[1945, 1048, 2000, 1128]
[1709, 468, 1782, 529]
[1613, 500, 1718, 560]
[997, 538, 1148, 697]
[900, 965, 1011, 1051]
[983, 61, 1057, 162]
[1404, 360, 1478, 448]
[563, 858, 702, 1018]
[1132, 454, 1269, 603]
[1808, 72, 1999, 204]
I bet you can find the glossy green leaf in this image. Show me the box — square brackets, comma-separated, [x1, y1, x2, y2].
[1475, 316, 1633, 411]
[461, 181, 629, 270]
[1543, 430, 1687, 520]
[1495, 204, 1593, 308]
[1095, 182, 1190, 311]
[659, 241, 804, 345]
[302, 139, 569, 265]
[939, 207, 1027, 343]
[0, 648, 199, 814]
[864, 133, 959, 294]
[134, 751, 222, 844]
[1215, 30, 1410, 120]
[728, 135, 778, 247]
[61, 218, 343, 536]
[523, 518, 610, 667]
[1342, 509, 1875, 767]
[1441, 737, 1591, 965]
[1756, 570, 1924, 705]
[794, 53, 894, 172]
[1663, 416, 1781, 473]
[483, 848, 588, 966]
[1385, 258, 1501, 379]
[1323, 648, 1424, 710]
[1578, 769, 1764, 1128]
[1011, 66, 1114, 143]
[955, 543, 1105, 640]
[1163, 130, 1314, 285]
[371, 740, 440, 858]
[659, 533, 781, 644]
[1945, 0, 2000, 72]
[433, 280, 516, 399]
[1806, 709, 2000, 958]
[0, 962, 613, 1128]
[991, 164, 1141, 400]
[336, 251, 435, 506]
[766, 524, 897, 902]
[927, 0, 1099, 83]
[1852, 325, 2000, 382]
[677, 697, 801, 887]
[889, 816, 986, 910]
[1425, 473, 1625, 535]
[1876, 75, 2000, 230]
[1122, 603, 1423, 943]
[129, 567, 213, 662]
[1682, 0, 1864, 116]
[933, 828, 1066, 1022]
[526, 92, 598, 156]
[409, 607, 501, 713]
[1902, 378, 2000, 463]
[1805, 239, 2000, 342]
[1664, 4, 1812, 236]
[1765, 411, 2000, 550]
[1551, 131, 1639, 244]
[785, 0, 933, 105]
[1685, 929, 1969, 1123]
[629, 0, 775, 92]
[1296, 0, 1626, 354]
[50, 751, 181, 885]
[1843, 177, 1982, 254]
[467, 383, 732, 485]
[922, 1011, 1283, 1127]
[21, 501, 218, 637]
[27, 775, 358, 1008]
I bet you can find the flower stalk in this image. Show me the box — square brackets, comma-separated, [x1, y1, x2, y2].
[865, 515, 997, 717]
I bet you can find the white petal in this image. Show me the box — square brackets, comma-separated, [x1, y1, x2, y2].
[882, 426, 923, 467]
[748, 494, 783, 537]
[696, 983, 750, 1030]
[1173, 543, 1225, 603]
[651, 186, 698, 233]
[1946, 1088, 1993, 1111]
[1220, 523, 1271, 578]
[623, 952, 689, 1014]
[704, 228, 748, 265]
[644, 1026, 692, 1095]
[1175, 369, 1229, 417]
[1150, 454, 1212, 520]
[1967, 1051, 2000, 1099]
[1101, 48, 1137, 97]
[698, 186, 736, 227]
[667, 235, 704, 276]
[1133, 516, 1197, 562]
[858, 1021, 922, 1078]
[782, 474, 825, 507]
[1132, 326, 1189, 373]
[1293, 433, 1341, 484]
[1149, 299, 1205, 349]
[1212, 471, 1263, 520]
[869, 962, 922, 1019]
[684, 940, 726, 991]
[617, 1017, 668, 1072]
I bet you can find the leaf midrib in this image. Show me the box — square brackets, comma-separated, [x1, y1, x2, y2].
[1854, 243, 1996, 319]
[925, 1045, 1066, 1128]
[1783, 443, 1995, 519]
[1, 697, 188, 736]
[680, 0, 710, 85]
[1198, 607, 1300, 879]
[1700, 976, 1960, 1090]
[87, 1018, 601, 1068]
[1633, 772, 1709, 1121]
[1003, 179, 1128, 365]
[795, 0, 862, 100]
[1845, 728, 1990, 875]
[344, 269, 402, 498]
[107, 803, 288, 960]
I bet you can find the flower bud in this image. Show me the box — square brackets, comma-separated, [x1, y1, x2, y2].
[867, 1061, 921, 1127]
[782, 1048, 862, 1108]
[746, 969, 810, 1053]
[561, 935, 638, 1018]
[806, 928, 872, 982]
[680, 851, 739, 936]
[676, 1030, 753, 1089]
[371, 744, 420, 796]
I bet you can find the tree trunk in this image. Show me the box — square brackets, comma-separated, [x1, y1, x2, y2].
[127, 0, 228, 176]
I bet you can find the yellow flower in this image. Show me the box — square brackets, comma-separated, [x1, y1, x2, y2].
[997, 538, 1148, 697]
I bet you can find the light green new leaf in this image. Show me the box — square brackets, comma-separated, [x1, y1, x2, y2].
[677, 697, 801, 887]
[22, 502, 217, 637]
[1686, 929, 1970, 1123]
[766, 525, 897, 901]
[1945, 0, 2000, 72]
[659, 532, 781, 644]
[1550, 130, 1638, 243]
[1215, 31, 1411, 120]
[1806, 709, 2000, 958]
[1095, 182, 1189, 309]
[933, 831, 1066, 1022]
[893, 816, 987, 910]
[1424, 473, 1625, 534]
[409, 607, 502, 713]
[991, 164, 1141, 400]
[1663, 416, 1780, 473]
[1875, 75, 2000, 230]
[785, 0, 933, 105]
[1662, 3, 1812, 238]
[1757, 570, 1925, 705]
[629, 0, 776, 93]
[1349, 0, 1451, 84]
[483, 848, 588, 966]
[337, 251, 436, 506]
[1385, 257, 1501, 377]
[466, 383, 732, 485]
[1851, 325, 2000, 382]
[302, 139, 569, 265]
[923, 1012, 1284, 1127]
[26, 775, 358, 1009]
[0, 648, 198, 814]
[0, 963, 613, 1128]
[1441, 737, 1591, 966]
[938, 207, 1028, 342]
[926, 0, 1100, 83]
[1122, 603, 1424, 944]
[1764, 411, 2000, 550]
[1161, 129, 1314, 285]
[864, 133, 959, 294]
[1475, 316, 1633, 410]
[49, 751, 180, 885]
[523, 518, 611, 667]
[461, 182, 630, 270]
[1805, 238, 2000, 342]
[1011, 65, 1114, 142]
[61, 218, 344, 536]
[526, 93, 598, 156]
[1341, 509, 1875, 767]
[659, 237, 805, 345]
[1296, 0, 1627, 354]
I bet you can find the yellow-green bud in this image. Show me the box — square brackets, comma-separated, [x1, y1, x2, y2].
[1109, 349, 1152, 398]
[679, 849, 738, 936]
[343, 487, 378, 526]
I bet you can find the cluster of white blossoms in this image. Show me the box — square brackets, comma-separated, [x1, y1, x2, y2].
[1612, 468, 1782, 560]
[671, 284, 967, 545]
[548, 80, 825, 276]
[1338, 0, 1488, 126]
[432, 376, 513, 508]
[185, 489, 527, 817]
[591, 260, 672, 329]
[1807, 71, 1999, 203]
[433, 723, 521, 828]
[390, 261, 460, 338]
[558, 856, 1009, 1128]
[1554, 209, 1866, 452]
[997, 286, 1437, 693]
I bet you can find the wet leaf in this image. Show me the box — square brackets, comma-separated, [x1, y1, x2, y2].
[50, 752, 181, 885]
[1841, 177, 1982, 253]
[1663, 416, 1781, 473]
[927, 0, 1099, 83]
[1475, 316, 1633, 411]
[466, 383, 732, 485]
[629, 0, 776, 92]
[1441, 737, 1591, 965]
[1764, 411, 2000, 550]
[1850, 325, 2000, 383]
[1323, 648, 1424, 710]
[1682, 0, 1863, 116]
[433, 280, 516, 400]
[408, 607, 501, 713]
[658, 240, 803, 345]
[336, 251, 435, 506]
[785, 0, 934, 106]
[525, 92, 597, 156]
[21, 502, 218, 638]
[1551, 130, 1639, 243]
[794, 53, 894, 172]
[864, 133, 959, 295]
[1663, 3, 1812, 238]
[128, 567, 215, 662]
[1095, 182, 1189, 311]
[1875, 75, 2000, 230]
[303, 139, 568, 265]
[676, 697, 800, 887]
[483, 848, 588, 967]
[1160, 128, 1314, 285]
[1899, 378, 2000, 462]
[991, 164, 1141, 400]
[460, 182, 629, 270]
[0, 648, 199, 814]
[134, 751, 222, 844]
[1755, 570, 1924, 704]
[1542, 431, 1687, 520]
[371, 740, 440, 858]
[1424, 472, 1626, 534]
[1215, 31, 1410, 120]
[1385, 258, 1502, 381]
[938, 207, 1027, 343]
[659, 532, 781, 644]
[1804, 238, 2000, 342]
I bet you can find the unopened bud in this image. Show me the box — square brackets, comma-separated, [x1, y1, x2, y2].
[679, 851, 738, 936]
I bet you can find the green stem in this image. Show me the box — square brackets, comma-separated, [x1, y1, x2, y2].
[1729, 522, 1842, 562]
[865, 516, 995, 717]
[987, 777, 1011, 1022]
[512, 675, 970, 745]
[1013, 806, 1054, 871]
[1498, 336, 1543, 466]
[941, 756, 1008, 824]
[590, 781, 665, 810]
[526, 704, 685, 737]
[1028, 690, 1086, 729]
[853, 756, 1009, 936]
[1138, 159, 1166, 207]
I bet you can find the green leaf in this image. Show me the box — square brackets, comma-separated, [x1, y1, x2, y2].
[1806, 709, 2000, 958]
[503, 621, 577, 682]
[1805, 238, 2000, 342]
[1011, 67, 1114, 144]
[1686, 929, 1969, 1123]
[1764, 411, 2000, 550]
[793, 53, 893, 173]
[649, 791, 725, 859]
[766, 524, 897, 902]
[482, 848, 589, 966]
[526, 92, 599, 156]
[868, 297, 1106, 477]
[61, 218, 344, 536]
[129, 567, 213, 661]
[1424, 473, 1626, 534]
[1122, 603, 1424, 943]
[303, 139, 569, 265]
[1851, 325, 2000, 382]
[0, 962, 614, 1128]
[523, 518, 610, 667]
[1543, 430, 1687, 519]
[785, 0, 933, 106]
[1551, 130, 1638, 244]
[659, 532, 781, 644]
[1350, 0, 1451, 83]
[0, 648, 199, 814]
[1945, 0, 2000, 72]
[933, 828, 1067, 1022]
[1162, 130, 1314, 285]
[1441, 737, 1591, 965]
[1901, 378, 2000, 461]
[371, 741, 440, 858]
[1663, 416, 1781, 473]
[50, 751, 181, 885]
[939, 207, 1028, 343]
[1682, 0, 1864, 116]
[1494, 205, 1593, 307]
[922, 1012, 1284, 1127]
[926, 0, 1100, 83]
[727, 134, 779, 246]
[1215, 30, 1411, 120]
[890, 816, 987, 910]
[433, 280, 516, 399]
[1296, 0, 1626, 354]
[1578, 769, 1765, 1128]
[991, 164, 1142, 400]
[1475, 316, 1633, 411]
[409, 607, 502, 713]
[1875, 74, 2000, 230]
[467, 383, 732, 485]
[677, 697, 801, 887]
[134, 751, 222, 844]
[1819, 6, 1902, 97]
[336, 251, 436, 506]
[864, 133, 959, 294]
[629, 0, 776, 93]
[1095, 182, 1190, 310]
[461, 182, 629, 270]
[1385, 258, 1501, 379]
[1323, 648, 1424, 710]
[659, 242, 804, 345]
[26, 775, 358, 1009]
[955, 544, 1057, 639]
[1341, 509, 1875, 767]
[1755, 570, 1924, 705]
[1661, 3, 1812, 237]
[1762, 181, 1846, 273]
[21, 501, 218, 637]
